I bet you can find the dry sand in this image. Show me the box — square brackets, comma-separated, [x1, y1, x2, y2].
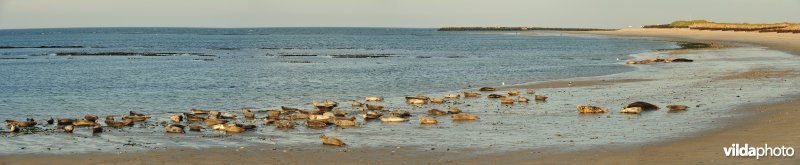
[574, 28, 800, 55]
[2, 28, 800, 164]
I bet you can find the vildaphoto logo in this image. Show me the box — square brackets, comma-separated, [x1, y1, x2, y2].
[724, 144, 795, 159]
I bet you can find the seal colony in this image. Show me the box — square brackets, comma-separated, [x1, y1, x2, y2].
[3, 87, 689, 147]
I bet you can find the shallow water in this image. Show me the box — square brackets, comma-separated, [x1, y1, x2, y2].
[3, 28, 798, 154]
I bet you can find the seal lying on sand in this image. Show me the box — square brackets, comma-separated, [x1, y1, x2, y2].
[72, 119, 96, 127]
[170, 114, 183, 122]
[427, 109, 447, 116]
[479, 87, 498, 91]
[334, 119, 357, 127]
[507, 90, 520, 96]
[365, 96, 383, 102]
[619, 107, 642, 114]
[419, 117, 438, 124]
[275, 120, 295, 128]
[84, 115, 98, 122]
[105, 116, 134, 128]
[360, 110, 382, 119]
[451, 114, 478, 120]
[667, 105, 689, 111]
[242, 107, 255, 119]
[577, 105, 607, 113]
[62, 125, 74, 133]
[351, 101, 363, 106]
[164, 124, 185, 133]
[444, 93, 460, 98]
[624, 101, 660, 111]
[463, 92, 481, 97]
[487, 94, 505, 98]
[380, 116, 409, 122]
[5, 118, 36, 127]
[447, 106, 462, 114]
[91, 124, 103, 134]
[320, 135, 345, 146]
[500, 98, 515, 104]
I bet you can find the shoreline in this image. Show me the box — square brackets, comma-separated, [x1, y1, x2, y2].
[2, 28, 800, 164]
[520, 28, 800, 164]
[566, 28, 800, 56]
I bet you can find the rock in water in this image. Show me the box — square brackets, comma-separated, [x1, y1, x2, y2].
[624, 101, 660, 111]
[320, 135, 345, 146]
[577, 105, 607, 113]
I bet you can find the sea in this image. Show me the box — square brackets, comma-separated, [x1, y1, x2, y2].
[0, 27, 702, 153]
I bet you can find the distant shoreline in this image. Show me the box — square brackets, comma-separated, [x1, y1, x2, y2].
[568, 28, 800, 56]
[437, 27, 617, 31]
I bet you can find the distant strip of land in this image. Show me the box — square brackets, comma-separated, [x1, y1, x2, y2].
[642, 20, 800, 33]
[437, 27, 616, 31]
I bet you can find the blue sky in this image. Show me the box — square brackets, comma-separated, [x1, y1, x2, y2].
[0, 0, 798, 29]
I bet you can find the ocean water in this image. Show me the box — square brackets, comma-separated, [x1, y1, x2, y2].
[0, 28, 699, 153]
[0, 28, 674, 117]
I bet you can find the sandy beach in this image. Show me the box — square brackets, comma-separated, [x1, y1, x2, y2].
[521, 28, 800, 164]
[2, 28, 799, 165]
[572, 28, 800, 55]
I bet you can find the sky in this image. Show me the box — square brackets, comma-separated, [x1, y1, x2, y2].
[0, 0, 798, 29]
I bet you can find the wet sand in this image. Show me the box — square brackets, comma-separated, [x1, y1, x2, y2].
[502, 79, 649, 89]
[3, 28, 800, 164]
[715, 68, 795, 80]
[523, 97, 800, 165]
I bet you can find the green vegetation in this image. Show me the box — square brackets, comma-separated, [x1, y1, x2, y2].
[675, 42, 711, 49]
[655, 42, 723, 51]
[669, 20, 709, 28]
